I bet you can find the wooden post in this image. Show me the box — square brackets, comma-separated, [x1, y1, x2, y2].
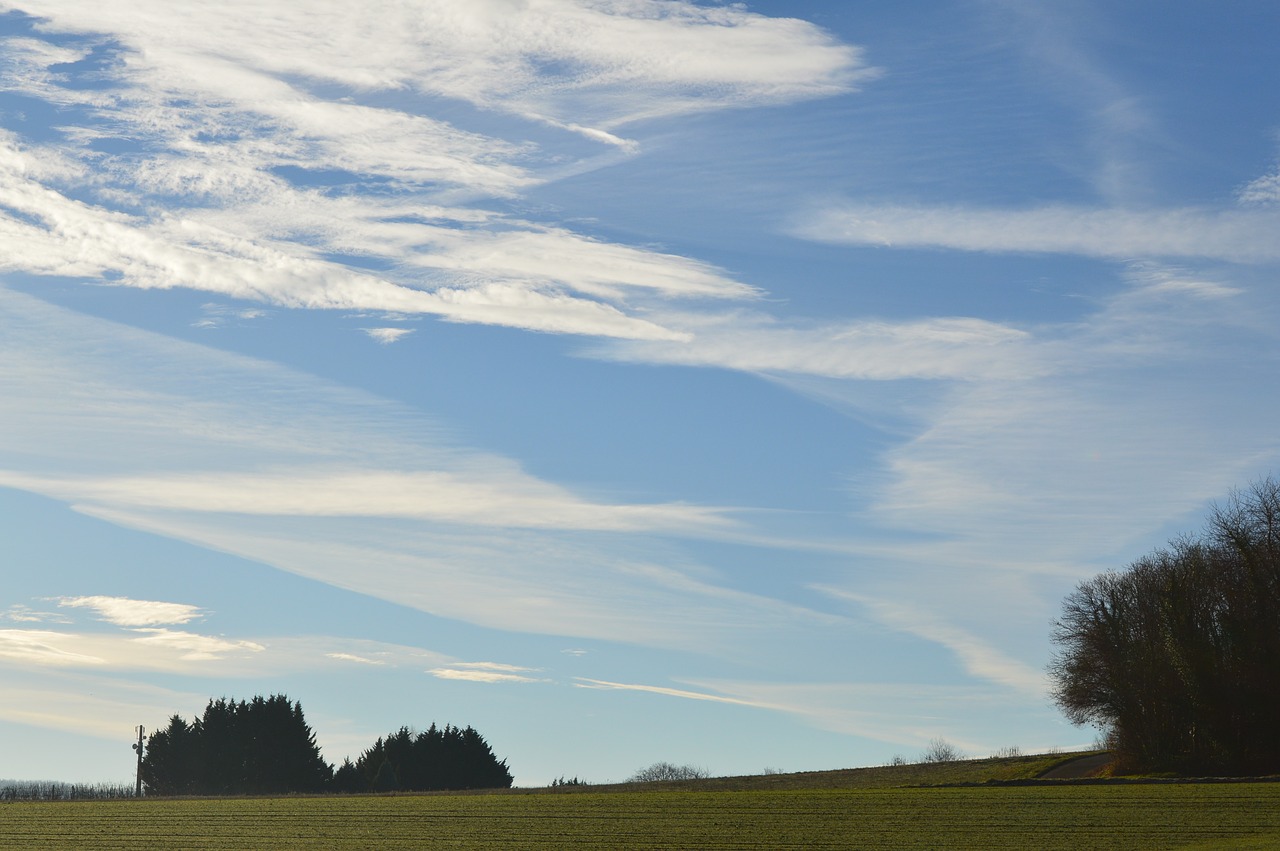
[132, 726, 145, 797]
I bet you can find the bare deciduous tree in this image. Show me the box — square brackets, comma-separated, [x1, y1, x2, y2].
[920, 738, 962, 763]
[626, 761, 709, 782]
[1050, 476, 1280, 775]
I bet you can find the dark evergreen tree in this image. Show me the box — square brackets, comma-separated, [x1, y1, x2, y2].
[139, 694, 332, 795]
[139, 715, 199, 796]
[351, 723, 513, 791]
[331, 758, 366, 794]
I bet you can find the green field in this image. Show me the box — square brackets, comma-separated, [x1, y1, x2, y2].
[2, 783, 1278, 850]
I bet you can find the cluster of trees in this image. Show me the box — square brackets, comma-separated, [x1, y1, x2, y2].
[332, 725, 513, 793]
[1050, 478, 1280, 775]
[141, 694, 512, 795]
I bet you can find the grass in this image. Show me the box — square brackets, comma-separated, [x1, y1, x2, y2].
[2, 753, 1277, 849]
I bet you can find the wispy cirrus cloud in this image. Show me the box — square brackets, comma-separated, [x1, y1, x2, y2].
[0, 627, 262, 670]
[0, 139, 688, 341]
[792, 202, 1280, 264]
[0, 283, 837, 653]
[0, 469, 734, 533]
[673, 679, 1054, 754]
[1239, 167, 1280, 206]
[0, 0, 866, 349]
[574, 676, 1054, 754]
[6, 0, 869, 134]
[816, 589, 1049, 697]
[598, 313, 1038, 381]
[1, 605, 67, 624]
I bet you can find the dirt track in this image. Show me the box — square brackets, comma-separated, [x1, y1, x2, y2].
[1037, 753, 1113, 779]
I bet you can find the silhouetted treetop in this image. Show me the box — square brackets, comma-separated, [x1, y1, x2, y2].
[347, 723, 513, 792]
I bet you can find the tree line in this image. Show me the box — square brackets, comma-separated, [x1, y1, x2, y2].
[0, 781, 135, 802]
[141, 694, 512, 795]
[1050, 477, 1280, 775]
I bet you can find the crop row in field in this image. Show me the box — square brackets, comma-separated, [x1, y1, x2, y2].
[2, 783, 1278, 849]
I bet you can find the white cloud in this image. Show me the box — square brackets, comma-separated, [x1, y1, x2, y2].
[410, 226, 758, 301]
[58, 596, 204, 627]
[1238, 169, 1280, 206]
[793, 203, 1280, 264]
[6, 0, 869, 131]
[127, 629, 265, 662]
[327, 653, 385, 665]
[362, 327, 414, 344]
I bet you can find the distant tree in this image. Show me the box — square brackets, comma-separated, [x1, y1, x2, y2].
[919, 738, 962, 763]
[140, 695, 331, 795]
[550, 776, 588, 787]
[1050, 477, 1280, 774]
[626, 762, 709, 782]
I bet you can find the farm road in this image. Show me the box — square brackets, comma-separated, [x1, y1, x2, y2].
[1038, 753, 1113, 779]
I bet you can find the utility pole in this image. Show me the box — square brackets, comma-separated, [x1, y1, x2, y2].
[131, 726, 145, 797]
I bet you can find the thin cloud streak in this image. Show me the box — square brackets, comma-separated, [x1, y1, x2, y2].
[0, 470, 736, 534]
[794, 203, 1280, 263]
[817, 589, 1049, 698]
[573, 677, 766, 708]
[577, 676, 1050, 754]
[0, 628, 262, 671]
[597, 314, 1039, 381]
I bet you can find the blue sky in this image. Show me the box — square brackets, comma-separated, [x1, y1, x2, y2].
[1, 0, 1278, 785]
